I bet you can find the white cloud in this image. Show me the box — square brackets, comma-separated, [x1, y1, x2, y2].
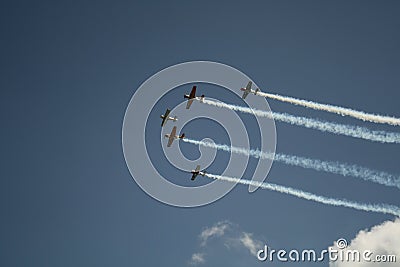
[224, 231, 264, 256]
[239, 232, 263, 256]
[188, 220, 264, 265]
[329, 218, 400, 267]
[189, 253, 205, 265]
[199, 221, 231, 246]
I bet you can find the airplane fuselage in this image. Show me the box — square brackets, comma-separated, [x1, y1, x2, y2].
[240, 87, 259, 95]
[161, 115, 177, 121]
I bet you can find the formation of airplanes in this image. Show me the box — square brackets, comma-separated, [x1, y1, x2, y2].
[160, 81, 259, 180]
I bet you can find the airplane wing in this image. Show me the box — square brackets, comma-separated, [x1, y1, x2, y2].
[167, 126, 177, 147]
[161, 109, 171, 127]
[195, 165, 200, 172]
[189, 86, 197, 98]
[246, 81, 252, 91]
[161, 116, 167, 127]
[186, 99, 194, 109]
[242, 91, 249, 99]
[167, 136, 174, 147]
[191, 173, 197, 180]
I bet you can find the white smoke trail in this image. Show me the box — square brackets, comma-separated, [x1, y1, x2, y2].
[258, 91, 400, 126]
[201, 99, 400, 144]
[182, 138, 400, 189]
[205, 173, 400, 216]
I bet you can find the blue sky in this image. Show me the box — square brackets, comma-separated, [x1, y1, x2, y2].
[1, 1, 400, 266]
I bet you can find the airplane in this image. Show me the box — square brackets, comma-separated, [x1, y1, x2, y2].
[190, 165, 206, 180]
[184, 85, 204, 109]
[240, 81, 259, 99]
[160, 108, 178, 127]
[164, 126, 185, 147]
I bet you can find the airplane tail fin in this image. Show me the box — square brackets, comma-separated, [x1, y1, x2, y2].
[180, 133, 185, 139]
[255, 88, 260, 94]
[173, 116, 177, 121]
